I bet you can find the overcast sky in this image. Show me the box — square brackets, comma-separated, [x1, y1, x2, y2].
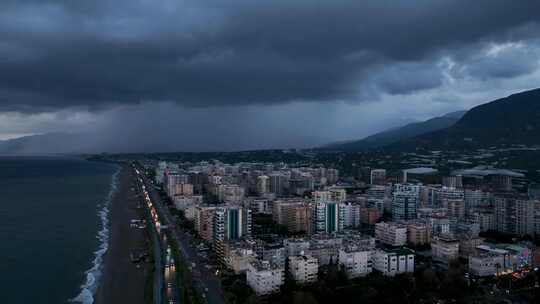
[1, 0, 540, 152]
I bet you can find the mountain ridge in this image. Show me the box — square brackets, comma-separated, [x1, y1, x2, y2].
[323, 110, 467, 151]
[392, 88, 540, 150]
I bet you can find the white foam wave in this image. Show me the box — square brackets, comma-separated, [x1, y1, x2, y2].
[70, 166, 121, 304]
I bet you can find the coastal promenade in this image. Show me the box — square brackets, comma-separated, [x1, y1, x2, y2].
[136, 165, 225, 304]
[136, 166, 180, 304]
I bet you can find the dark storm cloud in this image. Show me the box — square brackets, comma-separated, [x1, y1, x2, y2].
[1, 0, 540, 112]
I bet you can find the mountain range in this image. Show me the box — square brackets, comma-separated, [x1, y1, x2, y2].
[393, 88, 540, 150]
[0, 133, 93, 155]
[323, 110, 466, 151]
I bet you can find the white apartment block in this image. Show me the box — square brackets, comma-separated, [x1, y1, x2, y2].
[246, 261, 285, 296]
[343, 202, 361, 228]
[373, 248, 415, 276]
[375, 222, 407, 246]
[338, 247, 373, 278]
[288, 255, 319, 284]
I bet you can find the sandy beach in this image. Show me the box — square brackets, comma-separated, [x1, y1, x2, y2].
[95, 165, 151, 304]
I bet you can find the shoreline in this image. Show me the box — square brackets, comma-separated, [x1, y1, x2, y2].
[71, 165, 121, 303]
[93, 164, 151, 304]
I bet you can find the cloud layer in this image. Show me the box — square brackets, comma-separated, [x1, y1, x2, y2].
[1, 1, 540, 151]
[1, 0, 540, 111]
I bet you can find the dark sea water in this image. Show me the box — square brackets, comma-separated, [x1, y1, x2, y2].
[0, 156, 118, 304]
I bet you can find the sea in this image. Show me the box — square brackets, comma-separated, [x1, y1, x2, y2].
[0, 156, 119, 304]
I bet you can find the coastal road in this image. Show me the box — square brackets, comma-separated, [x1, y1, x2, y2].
[134, 166, 180, 304]
[136, 165, 225, 304]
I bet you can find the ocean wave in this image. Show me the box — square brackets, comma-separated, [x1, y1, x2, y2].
[70, 166, 121, 304]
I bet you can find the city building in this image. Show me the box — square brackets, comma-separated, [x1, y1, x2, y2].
[312, 202, 345, 233]
[476, 210, 496, 232]
[283, 203, 312, 234]
[217, 184, 245, 205]
[269, 173, 288, 196]
[458, 236, 484, 259]
[468, 253, 506, 277]
[173, 195, 203, 211]
[476, 243, 533, 273]
[375, 222, 408, 246]
[436, 187, 465, 207]
[246, 260, 285, 296]
[194, 206, 217, 242]
[342, 202, 361, 228]
[494, 195, 536, 236]
[307, 236, 343, 265]
[312, 188, 347, 203]
[392, 184, 420, 221]
[226, 247, 258, 274]
[431, 235, 460, 266]
[443, 198, 466, 222]
[246, 197, 272, 215]
[373, 248, 415, 276]
[465, 189, 488, 211]
[283, 238, 310, 257]
[261, 243, 286, 268]
[427, 216, 451, 236]
[288, 255, 319, 284]
[256, 175, 270, 195]
[214, 206, 252, 263]
[272, 199, 304, 225]
[407, 222, 431, 246]
[338, 247, 373, 278]
[360, 207, 382, 225]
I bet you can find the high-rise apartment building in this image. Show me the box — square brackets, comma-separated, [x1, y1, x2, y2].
[494, 195, 536, 236]
[312, 202, 345, 233]
[392, 184, 420, 221]
[214, 206, 252, 263]
[283, 203, 312, 234]
[194, 206, 217, 242]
